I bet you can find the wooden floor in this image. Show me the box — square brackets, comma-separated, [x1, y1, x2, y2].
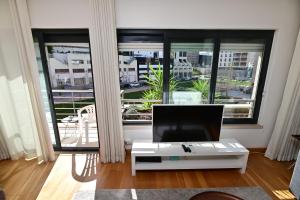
[0, 157, 55, 200]
[0, 151, 295, 200]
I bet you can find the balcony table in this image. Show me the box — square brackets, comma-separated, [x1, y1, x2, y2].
[61, 116, 79, 140]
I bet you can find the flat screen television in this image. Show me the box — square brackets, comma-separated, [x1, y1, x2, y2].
[152, 105, 224, 142]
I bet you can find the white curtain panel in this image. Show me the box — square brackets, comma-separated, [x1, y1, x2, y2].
[1, 0, 55, 162]
[89, 0, 125, 163]
[265, 30, 300, 161]
[0, 117, 10, 160]
[0, 0, 38, 161]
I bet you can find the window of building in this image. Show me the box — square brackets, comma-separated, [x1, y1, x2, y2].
[89, 77, 93, 85]
[117, 29, 274, 124]
[74, 78, 85, 86]
[73, 68, 85, 73]
[57, 78, 71, 86]
[128, 68, 135, 71]
[71, 59, 84, 65]
[55, 69, 69, 73]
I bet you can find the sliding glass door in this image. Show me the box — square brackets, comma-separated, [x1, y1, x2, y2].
[33, 30, 99, 150]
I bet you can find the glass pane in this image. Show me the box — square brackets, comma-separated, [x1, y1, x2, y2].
[34, 41, 56, 145]
[118, 43, 163, 122]
[45, 43, 98, 148]
[214, 40, 264, 118]
[169, 42, 214, 104]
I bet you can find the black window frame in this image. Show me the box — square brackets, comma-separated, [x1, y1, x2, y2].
[117, 29, 274, 125]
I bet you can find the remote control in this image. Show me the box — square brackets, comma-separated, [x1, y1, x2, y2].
[182, 144, 188, 152]
[187, 146, 192, 153]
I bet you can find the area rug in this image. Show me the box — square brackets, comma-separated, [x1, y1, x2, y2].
[73, 187, 271, 200]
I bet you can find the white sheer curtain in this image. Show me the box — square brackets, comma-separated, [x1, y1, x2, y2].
[0, 0, 55, 162]
[265, 30, 300, 161]
[0, 118, 10, 160]
[89, 0, 125, 163]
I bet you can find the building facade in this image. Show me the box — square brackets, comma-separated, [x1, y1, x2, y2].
[47, 46, 93, 89]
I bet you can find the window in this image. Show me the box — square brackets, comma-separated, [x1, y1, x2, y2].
[71, 59, 84, 65]
[55, 69, 69, 73]
[117, 30, 274, 124]
[57, 78, 71, 87]
[170, 42, 214, 104]
[73, 68, 85, 73]
[118, 41, 164, 122]
[128, 68, 135, 71]
[89, 77, 93, 85]
[215, 40, 265, 120]
[74, 78, 85, 86]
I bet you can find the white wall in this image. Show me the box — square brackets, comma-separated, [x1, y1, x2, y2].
[28, 0, 90, 28]
[27, 0, 300, 148]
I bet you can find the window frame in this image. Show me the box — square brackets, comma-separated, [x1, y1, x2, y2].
[117, 29, 274, 125]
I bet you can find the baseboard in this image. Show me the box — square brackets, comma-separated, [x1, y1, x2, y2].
[248, 148, 266, 153]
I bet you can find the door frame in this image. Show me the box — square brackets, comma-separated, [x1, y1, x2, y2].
[32, 29, 100, 151]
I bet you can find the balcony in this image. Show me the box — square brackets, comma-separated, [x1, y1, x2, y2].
[50, 89, 98, 148]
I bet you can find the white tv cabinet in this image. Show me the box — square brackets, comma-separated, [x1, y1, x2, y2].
[131, 139, 249, 176]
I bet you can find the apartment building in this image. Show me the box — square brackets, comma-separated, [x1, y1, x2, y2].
[47, 47, 93, 89]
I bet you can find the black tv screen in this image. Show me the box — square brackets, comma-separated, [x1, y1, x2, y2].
[152, 105, 224, 142]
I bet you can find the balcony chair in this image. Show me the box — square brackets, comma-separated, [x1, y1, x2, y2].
[77, 104, 96, 143]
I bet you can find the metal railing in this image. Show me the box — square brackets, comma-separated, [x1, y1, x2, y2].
[121, 98, 255, 121]
[52, 89, 95, 121]
[49, 89, 255, 122]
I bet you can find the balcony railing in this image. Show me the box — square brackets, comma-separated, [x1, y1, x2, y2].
[52, 89, 95, 121]
[121, 98, 162, 122]
[49, 89, 255, 123]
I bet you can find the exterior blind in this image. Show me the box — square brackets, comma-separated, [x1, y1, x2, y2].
[171, 43, 214, 51]
[118, 43, 163, 51]
[220, 43, 265, 51]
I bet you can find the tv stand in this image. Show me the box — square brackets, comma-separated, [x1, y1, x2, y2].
[131, 139, 249, 176]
